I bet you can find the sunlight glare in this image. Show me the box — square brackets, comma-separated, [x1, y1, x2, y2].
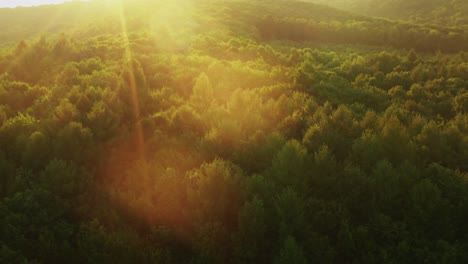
[150, 0, 197, 51]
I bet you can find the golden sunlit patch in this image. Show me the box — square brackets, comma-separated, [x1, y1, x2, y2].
[149, 0, 197, 51]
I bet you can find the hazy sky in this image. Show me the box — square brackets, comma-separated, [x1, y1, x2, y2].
[0, 0, 72, 8]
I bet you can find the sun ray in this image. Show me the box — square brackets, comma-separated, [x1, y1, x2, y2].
[117, 0, 147, 163]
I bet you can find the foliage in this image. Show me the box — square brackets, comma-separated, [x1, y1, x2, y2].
[0, 0, 467, 263]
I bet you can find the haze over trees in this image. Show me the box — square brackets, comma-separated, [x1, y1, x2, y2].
[0, 0, 467, 263]
[307, 0, 468, 29]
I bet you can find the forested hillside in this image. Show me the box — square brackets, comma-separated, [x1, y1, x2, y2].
[1, 0, 467, 263]
[308, 0, 468, 29]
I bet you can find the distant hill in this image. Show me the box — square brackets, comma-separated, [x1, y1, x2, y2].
[235, 0, 467, 52]
[0, 2, 105, 45]
[307, 0, 468, 28]
[0, 0, 466, 53]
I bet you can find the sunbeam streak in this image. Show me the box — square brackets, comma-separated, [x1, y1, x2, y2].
[117, 0, 147, 163]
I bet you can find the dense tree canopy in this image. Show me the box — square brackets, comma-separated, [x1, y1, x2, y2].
[0, 0, 467, 263]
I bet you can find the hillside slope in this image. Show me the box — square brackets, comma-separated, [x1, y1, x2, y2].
[308, 0, 468, 28]
[1, 0, 467, 53]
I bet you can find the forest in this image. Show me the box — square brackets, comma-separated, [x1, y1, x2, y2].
[307, 0, 468, 29]
[0, 0, 467, 263]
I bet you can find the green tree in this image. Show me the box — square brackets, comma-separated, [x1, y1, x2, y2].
[274, 236, 307, 264]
